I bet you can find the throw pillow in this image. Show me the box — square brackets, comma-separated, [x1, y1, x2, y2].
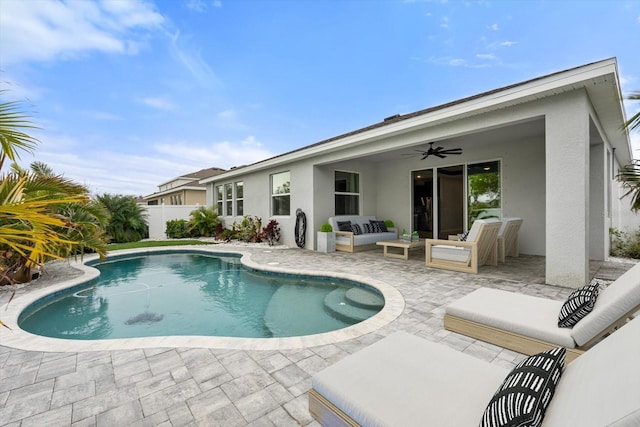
[459, 229, 470, 241]
[557, 280, 602, 328]
[363, 223, 374, 234]
[370, 220, 388, 233]
[337, 221, 352, 232]
[350, 223, 363, 235]
[479, 347, 566, 427]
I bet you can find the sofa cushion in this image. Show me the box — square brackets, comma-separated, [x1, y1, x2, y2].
[370, 220, 388, 233]
[480, 347, 565, 427]
[337, 220, 352, 232]
[363, 223, 374, 233]
[557, 280, 601, 328]
[350, 224, 363, 235]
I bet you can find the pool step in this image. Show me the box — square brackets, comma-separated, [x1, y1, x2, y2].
[323, 288, 381, 323]
[345, 287, 384, 309]
[264, 285, 348, 337]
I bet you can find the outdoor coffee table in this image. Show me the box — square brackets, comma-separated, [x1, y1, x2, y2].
[376, 239, 423, 260]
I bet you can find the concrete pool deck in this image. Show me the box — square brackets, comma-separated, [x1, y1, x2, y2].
[0, 244, 635, 426]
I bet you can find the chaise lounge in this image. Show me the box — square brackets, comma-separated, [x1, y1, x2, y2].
[444, 261, 640, 362]
[309, 315, 640, 426]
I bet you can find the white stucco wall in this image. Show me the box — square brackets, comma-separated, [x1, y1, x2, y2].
[145, 204, 200, 240]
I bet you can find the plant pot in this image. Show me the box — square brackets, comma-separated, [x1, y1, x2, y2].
[317, 231, 336, 253]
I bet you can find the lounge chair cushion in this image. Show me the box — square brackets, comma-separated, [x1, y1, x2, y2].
[570, 262, 640, 346]
[312, 331, 508, 426]
[479, 347, 565, 427]
[446, 288, 576, 348]
[557, 280, 601, 328]
[541, 315, 640, 426]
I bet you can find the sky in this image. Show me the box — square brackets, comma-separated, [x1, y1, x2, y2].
[1, 0, 639, 197]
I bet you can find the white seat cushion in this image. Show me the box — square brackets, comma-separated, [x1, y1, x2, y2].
[431, 245, 471, 263]
[570, 262, 640, 346]
[312, 331, 508, 427]
[542, 316, 640, 426]
[445, 288, 576, 348]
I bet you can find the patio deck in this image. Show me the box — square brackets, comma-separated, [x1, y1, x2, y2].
[0, 245, 635, 426]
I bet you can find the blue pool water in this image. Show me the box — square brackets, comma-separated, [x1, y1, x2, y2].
[18, 252, 384, 340]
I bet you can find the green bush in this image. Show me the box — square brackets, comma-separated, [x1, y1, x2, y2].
[320, 223, 333, 232]
[165, 219, 191, 239]
[384, 219, 394, 228]
[610, 227, 640, 259]
[234, 215, 263, 242]
[187, 206, 222, 238]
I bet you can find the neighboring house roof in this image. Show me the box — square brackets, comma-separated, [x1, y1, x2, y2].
[144, 167, 226, 200]
[201, 58, 630, 184]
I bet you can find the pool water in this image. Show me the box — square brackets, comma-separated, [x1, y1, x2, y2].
[18, 252, 384, 340]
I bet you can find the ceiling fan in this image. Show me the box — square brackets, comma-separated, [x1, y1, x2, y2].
[404, 142, 463, 160]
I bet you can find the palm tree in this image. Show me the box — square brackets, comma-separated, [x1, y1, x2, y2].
[617, 91, 640, 212]
[96, 194, 148, 243]
[1, 94, 109, 287]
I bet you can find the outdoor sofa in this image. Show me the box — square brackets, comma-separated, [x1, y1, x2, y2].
[444, 261, 640, 362]
[328, 216, 397, 253]
[309, 315, 640, 426]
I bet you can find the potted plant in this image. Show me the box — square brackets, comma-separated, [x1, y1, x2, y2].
[317, 223, 336, 253]
[384, 219, 398, 237]
[401, 228, 411, 242]
[411, 230, 419, 241]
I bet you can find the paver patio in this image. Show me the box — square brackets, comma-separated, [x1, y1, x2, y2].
[0, 245, 634, 426]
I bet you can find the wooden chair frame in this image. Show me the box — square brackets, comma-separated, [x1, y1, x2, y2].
[425, 221, 501, 274]
[497, 218, 523, 263]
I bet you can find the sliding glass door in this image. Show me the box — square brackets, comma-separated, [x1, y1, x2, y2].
[412, 160, 501, 239]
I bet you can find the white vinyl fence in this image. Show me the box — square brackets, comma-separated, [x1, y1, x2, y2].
[144, 204, 200, 240]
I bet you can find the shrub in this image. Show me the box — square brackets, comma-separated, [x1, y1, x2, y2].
[320, 223, 333, 232]
[187, 206, 222, 238]
[384, 219, 394, 228]
[165, 219, 191, 239]
[234, 215, 262, 242]
[610, 227, 640, 259]
[262, 219, 281, 246]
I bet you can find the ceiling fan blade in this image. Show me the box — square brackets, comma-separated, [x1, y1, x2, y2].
[434, 152, 446, 159]
[421, 153, 430, 160]
[440, 148, 463, 155]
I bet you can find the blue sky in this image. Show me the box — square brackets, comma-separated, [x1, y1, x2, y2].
[1, 0, 639, 196]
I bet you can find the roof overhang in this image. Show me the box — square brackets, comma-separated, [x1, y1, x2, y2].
[143, 185, 205, 200]
[201, 58, 631, 184]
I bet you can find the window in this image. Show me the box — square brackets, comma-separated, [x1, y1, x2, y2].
[216, 185, 223, 215]
[225, 183, 233, 216]
[335, 171, 359, 215]
[271, 171, 290, 216]
[235, 181, 244, 216]
[467, 161, 501, 227]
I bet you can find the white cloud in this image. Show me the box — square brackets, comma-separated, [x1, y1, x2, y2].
[476, 53, 498, 61]
[169, 30, 220, 89]
[488, 23, 499, 31]
[0, 0, 164, 65]
[81, 110, 122, 121]
[154, 136, 274, 169]
[141, 96, 178, 111]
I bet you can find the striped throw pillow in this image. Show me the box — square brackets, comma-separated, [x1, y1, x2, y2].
[557, 280, 601, 328]
[480, 347, 566, 427]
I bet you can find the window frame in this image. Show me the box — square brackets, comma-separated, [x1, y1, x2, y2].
[334, 170, 360, 215]
[235, 181, 244, 217]
[270, 171, 291, 216]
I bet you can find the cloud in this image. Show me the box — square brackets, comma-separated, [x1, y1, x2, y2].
[141, 96, 178, 110]
[186, 0, 222, 12]
[154, 136, 275, 169]
[0, 0, 164, 65]
[488, 24, 499, 31]
[169, 30, 220, 89]
[476, 53, 498, 61]
[81, 110, 122, 121]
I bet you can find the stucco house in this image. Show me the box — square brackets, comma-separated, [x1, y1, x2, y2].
[144, 167, 226, 206]
[201, 58, 637, 288]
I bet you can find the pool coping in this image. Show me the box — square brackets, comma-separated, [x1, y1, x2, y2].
[0, 246, 405, 352]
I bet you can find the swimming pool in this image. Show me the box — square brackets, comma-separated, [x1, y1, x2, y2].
[18, 251, 385, 340]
